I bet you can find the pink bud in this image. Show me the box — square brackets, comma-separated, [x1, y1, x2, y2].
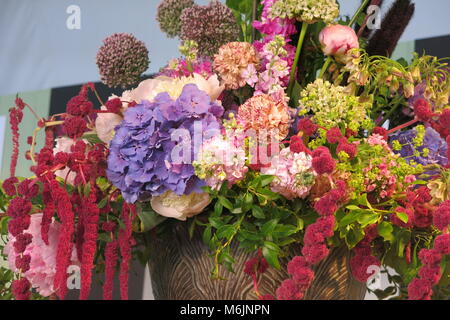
[319, 24, 359, 56]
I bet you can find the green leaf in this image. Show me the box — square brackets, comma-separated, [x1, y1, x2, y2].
[339, 210, 363, 227]
[377, 222, 394, 242]
[252, 206, 265, 219]
[396, 211, 409, 224]
[217, 225, 235, 240]
[202, 226, 212, 245]
[218, 196, 233, 211]
[345, 227, 365, 249]
[261, 219, 278, 236]
[97, 197, 108, 209]
[136, 207, 167, 232]
[262, 242, 281, 269]
[209, 217, 224, 229]
[346, 205, 361, 211]
[213, 201, 223, 217]
[357, 213, 379, 228]
[260, 175, 275, 187]
[396, 229, 411, 257]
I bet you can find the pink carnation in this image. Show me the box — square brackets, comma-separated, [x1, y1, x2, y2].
[5, 213, 79, 297]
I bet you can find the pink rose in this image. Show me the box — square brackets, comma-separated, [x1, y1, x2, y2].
[319, 24, 359, 56]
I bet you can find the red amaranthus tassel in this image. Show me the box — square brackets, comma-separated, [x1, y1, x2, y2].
[51, 180, 76, 300]
[103, 239, 119, 300]
[9, 98, 25, 177]
[118, 203, 136, 300]
[79, 187, 101, 300]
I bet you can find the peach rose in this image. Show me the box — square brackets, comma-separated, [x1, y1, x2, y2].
[150, 191, 211, 221]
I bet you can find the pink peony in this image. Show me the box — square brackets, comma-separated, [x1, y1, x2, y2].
[95, 105, 124, 144]
[4, 213, 79, 297]
[319, 24, 359, 57]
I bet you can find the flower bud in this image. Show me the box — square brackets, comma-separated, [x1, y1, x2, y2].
[319, 25, 359, 57]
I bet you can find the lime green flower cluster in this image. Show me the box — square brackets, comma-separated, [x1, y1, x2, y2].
[269, 0, 339, 24]
[299, 79, 373, 132]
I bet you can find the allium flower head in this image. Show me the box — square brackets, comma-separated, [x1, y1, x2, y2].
[156, 0, 195, 38]
[270, 0, 339, 24]
[96, 33, 150, 88]
[261, 148, 316, 200]
[238, 94, 291, 140]
[180, 1, 240, 57]
[214, 42, 260, 90]
[107, 84, 224, 203]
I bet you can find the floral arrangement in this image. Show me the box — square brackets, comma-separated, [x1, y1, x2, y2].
[1, 0, 449, 300]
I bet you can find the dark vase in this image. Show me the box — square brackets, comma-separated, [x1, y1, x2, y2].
[147, 221, 367, 300]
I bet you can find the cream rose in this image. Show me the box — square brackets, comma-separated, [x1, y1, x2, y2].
[150, 191, 211, 221]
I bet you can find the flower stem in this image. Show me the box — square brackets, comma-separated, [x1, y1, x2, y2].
[387, 118, 419, 135]
[287, 23, 309, 96]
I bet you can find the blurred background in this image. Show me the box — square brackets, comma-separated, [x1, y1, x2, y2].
[0, 0, 449, 300]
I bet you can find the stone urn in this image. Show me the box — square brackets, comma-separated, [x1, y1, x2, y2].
[147, 221, 366, 300]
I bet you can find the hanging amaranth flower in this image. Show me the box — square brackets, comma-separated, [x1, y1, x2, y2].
[96, 33, 150, 88]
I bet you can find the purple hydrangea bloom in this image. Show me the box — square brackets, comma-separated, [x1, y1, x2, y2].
[390, 126, 448, 166]
[107, 84, 224, 203]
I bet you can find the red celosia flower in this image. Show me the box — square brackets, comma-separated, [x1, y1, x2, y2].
[276, 279, 303, 300]
[408, 278, 433, 300]
[414, 99, 433, 122]
[438, 109, 450, 128]
[433, 202, 450, 231]
[2, 177, 19, 196]
[103, 240, 119, 300]
[326, 127, 343, 144]
[287, 257, 314, 287]
[105, 98, 123, 114]
[314, 196, 337, 216]
[12, 278, 31, 300]
[350, 254, 381, 283]
[302, 243, 329, 265]
[336, 138, 357, 158]
[418, 248, 442, 266]
[290, 136, 309, 154]
[418, 266, 441, 285]
[312, 153, 336, 175]
[303, 224, 326, 245]
[373, 127, 388, 140]
[63, 116, 88, 139]
[312, 146, 331, 158]
[102, 221, 117, 233]
[297, 118, 318, 136]
[118, 203, 137, 300]
[434, 234, 450, 255]
[391, 206, 415, 228]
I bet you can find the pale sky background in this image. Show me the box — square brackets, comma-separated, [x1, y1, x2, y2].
[0, 0, 449, 95]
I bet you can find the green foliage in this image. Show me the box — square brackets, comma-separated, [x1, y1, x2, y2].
[226, 0, 262, 42]
[200, 175, 308, 279]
